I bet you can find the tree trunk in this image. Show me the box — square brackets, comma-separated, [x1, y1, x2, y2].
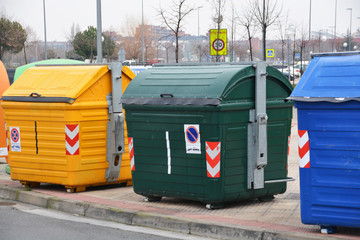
[23, 43, 28, 64]
[247, 27, 253, 61]
[175, 33, 179, 63]
[262, 27, 266, 61]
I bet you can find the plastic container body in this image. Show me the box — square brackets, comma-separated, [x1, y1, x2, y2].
[123, 64, 293, 206]
[2, 65, 133, 192]
[290, 52, 360, 229]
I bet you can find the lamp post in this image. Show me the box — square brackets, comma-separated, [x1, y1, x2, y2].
[197, 6, 203, 63]
[43, 0, 47, 60]
[334, 0, 337, 49]
[142, 0, 144, 63]
[347, 8, 352, 51]
[309, 0, 312, 52]
[96, 0, 102, 63]
[343, 42, 348, 51]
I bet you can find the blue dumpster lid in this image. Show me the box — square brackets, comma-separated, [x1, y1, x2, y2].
[289, 52, 360, 102]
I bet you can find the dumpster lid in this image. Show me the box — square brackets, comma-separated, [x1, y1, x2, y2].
[122, 64, 292, 106]
[288, 52, 360, 103]
[2, 65, 109, 103]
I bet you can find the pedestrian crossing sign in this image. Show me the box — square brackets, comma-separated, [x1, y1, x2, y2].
[266, 49, 275, 58]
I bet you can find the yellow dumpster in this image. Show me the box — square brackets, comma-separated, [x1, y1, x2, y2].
[2, 63, 133, 192]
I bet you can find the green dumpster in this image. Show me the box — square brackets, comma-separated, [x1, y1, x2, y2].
[122, 63, 294, 208]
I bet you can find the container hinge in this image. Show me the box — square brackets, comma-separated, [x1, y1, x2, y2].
[248, 61, 268, 190]
[105, 112, 125, 182]
[105, 62, 125, 183]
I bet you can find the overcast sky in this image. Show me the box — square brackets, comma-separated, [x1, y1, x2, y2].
[0, 0, 359, 41]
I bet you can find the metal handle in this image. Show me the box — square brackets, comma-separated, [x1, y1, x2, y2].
[30, 93, 41, 98]
[160, 93, 174, 98]
[264, 177, 295, 184]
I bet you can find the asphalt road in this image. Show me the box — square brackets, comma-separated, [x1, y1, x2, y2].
[0, 200, 213, 240]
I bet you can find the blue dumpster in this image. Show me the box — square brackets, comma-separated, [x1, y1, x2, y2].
[289, 52, 360, 233]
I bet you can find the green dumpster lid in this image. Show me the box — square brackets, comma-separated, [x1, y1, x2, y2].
[122, 64, 292, 106]
[13, 59, 84, 81]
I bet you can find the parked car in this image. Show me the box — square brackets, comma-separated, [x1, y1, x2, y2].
[289, 65, 301, 77]
[271, 65, 294, 81]
[292, 63, 309, 76]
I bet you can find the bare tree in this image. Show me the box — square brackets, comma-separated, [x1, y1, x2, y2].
[297, 26, 308, 74]
[251, 0, 281, 61]
[276, 20, 286, 66]
[192, 39, 209, 62]
[159, 0, 195, 63]
[121, 17, 154, 61]
[228, 1, 237, 62]
[238, 0, 257, 61]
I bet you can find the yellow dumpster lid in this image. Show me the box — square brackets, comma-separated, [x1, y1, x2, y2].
[2, 65, 109, 103]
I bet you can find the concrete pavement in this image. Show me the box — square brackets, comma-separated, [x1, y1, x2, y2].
[0, 109, 359, 240]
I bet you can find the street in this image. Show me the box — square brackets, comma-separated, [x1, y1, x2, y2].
[0, 200, 213, 240]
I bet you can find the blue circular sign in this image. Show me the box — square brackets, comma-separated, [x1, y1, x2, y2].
[186, 126, 199, 143]
[11, 128, 19, 142]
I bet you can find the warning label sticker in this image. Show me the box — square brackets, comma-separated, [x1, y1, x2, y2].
[184, 124, 201, 154]
[10, 127, 21, 152]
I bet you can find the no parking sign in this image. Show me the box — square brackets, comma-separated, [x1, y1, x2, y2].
[10, 127, 21, 152]
[184, 124, 201, 154]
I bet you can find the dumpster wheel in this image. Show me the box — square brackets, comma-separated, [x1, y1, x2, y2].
[205, 203, 224, 210]
[21, 181, 40, 189]
[66, 186, 86, 193]
[144, 196, 162, 202]
[320, 226, 337, 234]
[258, 195, 274, 202]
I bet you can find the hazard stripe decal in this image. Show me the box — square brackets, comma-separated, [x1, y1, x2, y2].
[298, 130, 310, 168]
[129, 137, 135, 171]
[65, 124, 79, 155]
[206, 141, 221, 178]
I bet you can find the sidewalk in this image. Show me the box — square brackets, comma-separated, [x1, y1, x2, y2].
[0, 109, 359, 240]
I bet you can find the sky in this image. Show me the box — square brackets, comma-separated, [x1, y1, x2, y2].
[0, 0, 359, 42]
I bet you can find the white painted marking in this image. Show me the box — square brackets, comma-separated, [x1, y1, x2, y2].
[21, 208, 211, 240]
[166, 131, 171, 174]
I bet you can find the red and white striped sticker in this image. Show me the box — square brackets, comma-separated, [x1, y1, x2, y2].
[298, 130, 310, 168]
[65, 124, 79, 155]
[129, 137, 135, 171]
[206, 141, 221, 178]
[287, 135, 291, 170]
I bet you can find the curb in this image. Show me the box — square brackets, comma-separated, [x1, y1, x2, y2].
[0, 185, 341, 240]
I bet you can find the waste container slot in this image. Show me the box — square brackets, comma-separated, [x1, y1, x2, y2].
[30, 92, 41, 98]
[160, 93, 174, 98]
[34, 121, 38, 154]
[264, 177, 295, 184]
[248, 62, 268, 190]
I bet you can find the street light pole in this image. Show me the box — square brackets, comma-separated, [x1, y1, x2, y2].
[142, 0, 145, 63]
[347, 8, 352, 51]
[43, 0, 47, 60]
[96, 0, 103, 63]
[308, 0, 312, 60]
[197, 6, 203, 62]
[334, 0, 337, 50]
